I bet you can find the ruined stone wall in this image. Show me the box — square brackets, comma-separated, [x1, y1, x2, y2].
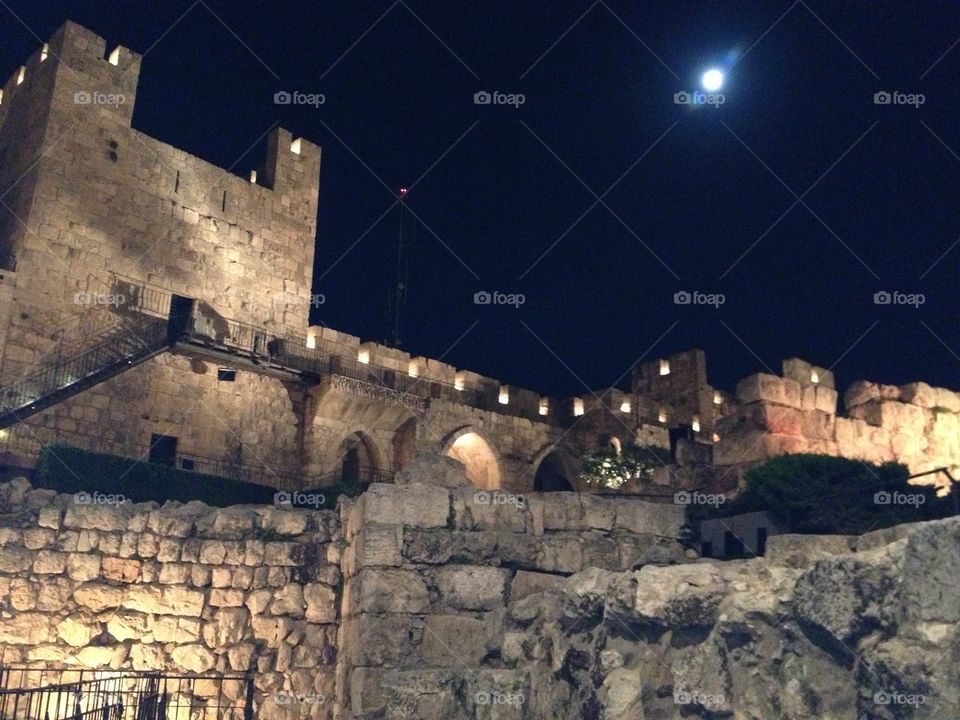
[3, 354, 306, 481]
[336, 483, 689, 717]
[0, 478, 340, 720]
[714, 358, 960, 489]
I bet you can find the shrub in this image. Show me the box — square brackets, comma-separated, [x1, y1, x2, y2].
[579, 444, 673, 489]
[711, 453, 951, 534]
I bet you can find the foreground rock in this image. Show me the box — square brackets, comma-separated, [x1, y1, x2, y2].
[376, 517, 960, 719]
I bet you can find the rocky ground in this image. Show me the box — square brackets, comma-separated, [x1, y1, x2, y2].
[470, 517, 959, 720]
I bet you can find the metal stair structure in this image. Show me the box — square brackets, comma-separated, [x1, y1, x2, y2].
[0, 311, 171, 430]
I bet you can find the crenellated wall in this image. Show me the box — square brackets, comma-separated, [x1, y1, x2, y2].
[714, 358, 960, 492]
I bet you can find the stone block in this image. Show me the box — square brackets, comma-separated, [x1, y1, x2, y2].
[304, 583, 336, 623]
[422, 615, 488, 666]
[66, 553, 101, 581]
[74, 583, 125, 612]
[541, 493, 586, 531]
[434, 565, 509, 611]
[64, 503, 132, 532]
[614, 499, 685, 537]
[736, 373, 801, 408]
[360, 483, 450, 529]
[353, 568, 430, 615]
[509, 570, 561, 601]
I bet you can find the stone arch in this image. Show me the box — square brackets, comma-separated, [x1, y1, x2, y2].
[532, 444, 578, 492]
[440, 425, 501, 490]
[335, 430, 384, 484]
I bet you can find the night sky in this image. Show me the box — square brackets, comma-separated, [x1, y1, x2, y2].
[3, 1, 960, 398]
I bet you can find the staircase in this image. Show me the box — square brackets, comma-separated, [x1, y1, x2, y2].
[0, 313, 171, 429]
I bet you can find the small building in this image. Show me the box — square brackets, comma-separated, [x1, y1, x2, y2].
[699, 511, 785, 558]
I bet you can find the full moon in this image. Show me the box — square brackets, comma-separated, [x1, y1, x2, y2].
[702, 69, 724, 91]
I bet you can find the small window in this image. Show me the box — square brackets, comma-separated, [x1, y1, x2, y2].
[701, 541, 713, 558]
[217, 368, 236, 382]
[149, 434, 177, 466]
[180, 458, 195, 471]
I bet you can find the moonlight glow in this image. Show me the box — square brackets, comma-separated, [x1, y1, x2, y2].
[702, 69, 724, 91]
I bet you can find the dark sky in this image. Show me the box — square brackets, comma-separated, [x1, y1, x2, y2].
[4, 1, 960, 398]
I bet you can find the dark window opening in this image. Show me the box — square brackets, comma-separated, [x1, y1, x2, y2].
[175, 170, 180, 193]
[180, 458, 195, 471]
[222, 191, 227, 212]
[149, 434, 177, 467]
[218, 368, 236, 382]
[756, 527, 768, 556]
[701, 541, 713, 558]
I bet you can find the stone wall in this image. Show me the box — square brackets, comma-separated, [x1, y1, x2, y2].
[715, 359, 960, 490]
[335, 483, 689, 717]
[0, 478, 340, 719]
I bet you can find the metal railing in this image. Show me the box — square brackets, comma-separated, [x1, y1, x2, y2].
[0, 668, 252, 720]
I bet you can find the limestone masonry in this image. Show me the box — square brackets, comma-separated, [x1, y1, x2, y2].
[1, 22, 959, 497]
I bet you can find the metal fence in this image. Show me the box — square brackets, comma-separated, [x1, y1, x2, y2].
[0, 668, 252, 720]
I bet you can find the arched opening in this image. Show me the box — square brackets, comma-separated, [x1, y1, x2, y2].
[445, 430, 501, 489]
[392, 417, 417, 472]
[534, 450, 574, 492]
[336, 432, 380, 484]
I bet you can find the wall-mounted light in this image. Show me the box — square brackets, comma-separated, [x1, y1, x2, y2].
[712, 432, 720, 442]
[539, 397, 549, 415]
[408, 361, 419, 378]
[713, 391, 722, 405]
[108, 47, 121, 66]
[659, 359, 670, 376]
[249, 170, 257, 184]
[305, 330, 316, 350]
[692, 415, 701, 433]
[498, 386, 509, 404]
[357, 348, 370, 364]
[658, 406, 667, 423]
[16, 67, 25, 85]
[40, 44, 49, 62]
[454, 372, 465, 391]
[290, 138, 302, 155]
[811, 370, 820, 384]
[573, 398, 584, 416]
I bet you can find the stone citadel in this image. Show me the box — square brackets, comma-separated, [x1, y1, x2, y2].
[1, 21, 959, 497]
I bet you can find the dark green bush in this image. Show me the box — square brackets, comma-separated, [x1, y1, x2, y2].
[38, 445, 286, 507]
[705, 453, 952, 534]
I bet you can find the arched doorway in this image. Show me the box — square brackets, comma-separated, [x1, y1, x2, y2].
[336, 432, 381, 484]
[534, 450, 574, 492]
[392, 417, 417, 472]
[443, 429, 501, 489]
